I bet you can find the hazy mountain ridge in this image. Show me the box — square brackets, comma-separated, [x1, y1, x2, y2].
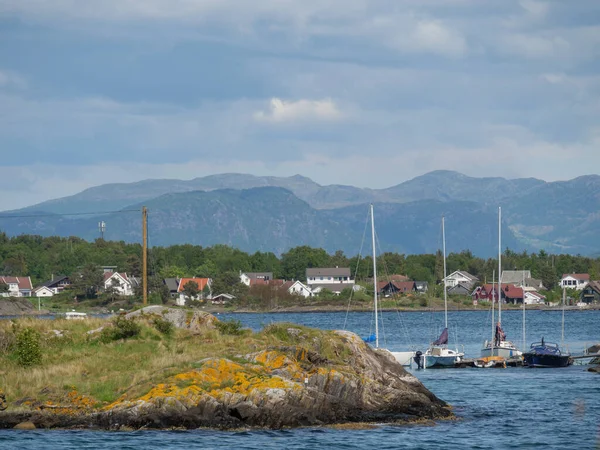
[1, 171, 599, 256]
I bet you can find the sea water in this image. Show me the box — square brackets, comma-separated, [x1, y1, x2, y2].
[1, 310, 598, 449]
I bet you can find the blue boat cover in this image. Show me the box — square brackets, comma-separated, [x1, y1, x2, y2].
[363, 333, 376, 343]
[433, 328, 448, 345]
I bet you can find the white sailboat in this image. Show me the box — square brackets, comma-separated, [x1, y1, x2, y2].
[421, 216, 464, 368]
[367, 204, 415, 366]
[480, 206, 522, 360]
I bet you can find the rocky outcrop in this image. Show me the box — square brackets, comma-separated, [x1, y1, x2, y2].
[126, 305, 217, 331]
[0, 299, 38, 316]
[0, 319, 450, 430]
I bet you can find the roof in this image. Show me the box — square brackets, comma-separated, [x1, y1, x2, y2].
[212, 293, 235, 300]
[33, 286, 53, 293]
[163, 278, 179, 292]
[0, 276, 33, 290]
[306, 267, 351, 277]
[178, 277, 210, 292]
[444, 271, 478, 282]
[249, 278, 284, 287]
[561, 273, 590, 281]
[584, 280, 600, 294]
[40, 275, 69, 288]
[104, 272, 129, 282]
[378, 281, 416, 292]
[502, 284, 523, 299]
[501, 270, 532, 284]
[242, 272, 273, 280]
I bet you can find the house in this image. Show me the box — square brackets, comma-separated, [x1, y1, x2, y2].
[163, 278, 180, 298]
[580, 281, 600, 304]
[306, 268, 354, 287]
[560, 273, 589, 291]
[38, 275, 71, 294]
[249, 278, 284, 287]
[524, 291, 546, 305]
[377, 281, 416, 297]
[447, 282, 472, 296]
[0, 276, 33, 297]
[501, 270, 531, 285]
[103, 272, 134, 297]
[281, 280, 312, 298]
[211, 293, 235, 305]
[240, 272, 273, 286]
[502, 285, 524, 304]
[177, 277, 212, 306]
[415, 281, 429, 294]
[471, 284, 499, 303]
[442, 271, 478, 288]
[32, 286, 55, 298]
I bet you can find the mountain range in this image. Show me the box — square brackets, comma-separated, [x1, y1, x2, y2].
[1, 170, 599, 257]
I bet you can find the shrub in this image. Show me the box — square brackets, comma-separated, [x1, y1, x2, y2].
[215, 319, 245, 336]
[15, 327, 42, 367]
[100, 316, 141, 343]
[152, 316, 174, 336]
[0, 329, 15, 354]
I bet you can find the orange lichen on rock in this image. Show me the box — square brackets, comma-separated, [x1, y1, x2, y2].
[131, 356, 300, 408]
[40, 390, 97, 416]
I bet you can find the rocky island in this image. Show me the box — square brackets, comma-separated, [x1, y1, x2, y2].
[0, 306, 451, 430]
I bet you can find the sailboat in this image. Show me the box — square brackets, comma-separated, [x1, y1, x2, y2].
[523, 288, 573, 368]
[480, 206, 522, 360]
[364, 204, 415, 366]
[421, 216, 464, 368]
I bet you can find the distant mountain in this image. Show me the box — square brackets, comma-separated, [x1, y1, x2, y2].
[2, 171, 599, 256]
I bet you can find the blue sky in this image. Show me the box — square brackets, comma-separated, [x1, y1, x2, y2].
[1, 0, 599, 210]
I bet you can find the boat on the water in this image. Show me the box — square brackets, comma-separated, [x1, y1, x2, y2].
[65, 311, 87, 320]
[523, 338, 572, 368]
[421, 216, 464, 368]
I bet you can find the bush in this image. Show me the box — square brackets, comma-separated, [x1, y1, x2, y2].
[100, 316, 141, 343]
[215, 319, 245, 336]
[152, 316, 174, 336]
[15, 327, 42, 367]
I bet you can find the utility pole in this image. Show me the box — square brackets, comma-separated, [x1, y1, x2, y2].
[142, 206, 148, 305]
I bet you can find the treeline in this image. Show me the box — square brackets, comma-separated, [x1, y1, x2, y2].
[1, 232, 600, 293]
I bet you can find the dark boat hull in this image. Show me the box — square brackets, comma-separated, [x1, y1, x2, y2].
[523, 353, 572, 368]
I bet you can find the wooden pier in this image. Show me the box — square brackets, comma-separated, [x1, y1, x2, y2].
[454, 357, 524, 368]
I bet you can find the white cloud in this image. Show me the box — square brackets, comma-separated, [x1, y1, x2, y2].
[501, 34, 570, 58]
[0, 70, 26, 89]
[541, 73, 565, 84]
[253, 98, 343, 123]
[519, 0, 548, 19]
[409, 20, 468, 57]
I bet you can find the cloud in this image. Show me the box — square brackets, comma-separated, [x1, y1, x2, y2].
[253, 98, 343, 123]
[408, 20, 468, 57]
[0, 70, 26, 89]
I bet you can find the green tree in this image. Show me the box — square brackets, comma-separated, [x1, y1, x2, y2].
[183, 280, 199, 302]
[72, 264, 104, 299]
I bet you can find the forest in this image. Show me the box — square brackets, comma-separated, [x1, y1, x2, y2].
[1, 232, 599, 304]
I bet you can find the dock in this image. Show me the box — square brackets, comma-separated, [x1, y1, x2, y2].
[454, 357, 524, 368]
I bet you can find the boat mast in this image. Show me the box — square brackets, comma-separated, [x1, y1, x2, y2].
[561, 287, 566, 347]
[142, 206, 148, 306]
[370, 204, 379, 349]
[498, 206, 502, 325]
[491, 270, 495, 355]
[442, 216, 448, 330]
[522, 270, 526, 351]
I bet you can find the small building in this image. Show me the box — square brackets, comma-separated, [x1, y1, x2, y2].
[560, 273, 589, 291]
[524, 291, 546, 305]
[177, 277, 212, 305]
[211, 293, 235, 305]
[415, 281, 429, 294]
[502, 285, 524, 304]
[501, 270, 531, 285]
[281, 280, 312, 298]
[580, 281, 600, 304]
[377, 281, 416, 297]
[32, 286, 55, 298]
[163, 278, 180, 298]
[38, 275, 71, 294]
[103, 272, 134, 297]
[240, 272, 273, 286]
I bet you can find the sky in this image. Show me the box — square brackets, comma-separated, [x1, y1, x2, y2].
[1, 0, 599, 211]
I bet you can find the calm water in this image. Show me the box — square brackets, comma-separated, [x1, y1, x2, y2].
[1, 310, 599, 449]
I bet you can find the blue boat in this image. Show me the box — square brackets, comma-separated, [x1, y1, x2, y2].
[523, 338, 572, 368]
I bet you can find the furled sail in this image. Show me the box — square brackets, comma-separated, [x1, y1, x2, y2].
[433, 327, 448, 345]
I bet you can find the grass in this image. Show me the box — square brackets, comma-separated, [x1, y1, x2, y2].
[0, 315, 353, 410]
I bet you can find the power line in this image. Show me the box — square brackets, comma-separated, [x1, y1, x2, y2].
[0, 209, 141, 219]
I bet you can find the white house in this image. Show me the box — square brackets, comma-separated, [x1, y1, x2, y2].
[240, 272, 273, 286]
[103, 272, 134, 296]
[560, 273, 589, 291]
[0, 276, 33, 297]
[176, 277, 212, 306]
[524, 291, 546, 305]
[33, 286, 55, 298]
[442, 271, 478, 288]
[282, 280, 312, 298]
[306, 268, 354, 287]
